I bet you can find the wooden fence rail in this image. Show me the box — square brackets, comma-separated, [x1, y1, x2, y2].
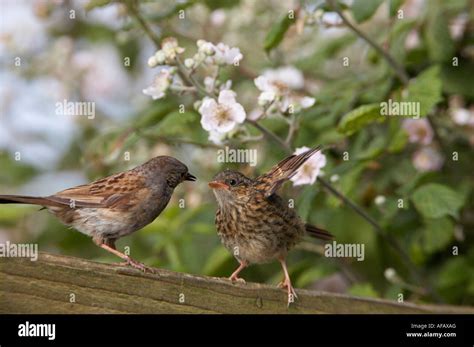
[1, 253, 472, 314]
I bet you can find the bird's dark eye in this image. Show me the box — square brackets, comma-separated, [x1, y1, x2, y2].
[228, 179, 238, 186]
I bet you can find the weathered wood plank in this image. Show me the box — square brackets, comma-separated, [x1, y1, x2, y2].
[0, 253, 472, 314]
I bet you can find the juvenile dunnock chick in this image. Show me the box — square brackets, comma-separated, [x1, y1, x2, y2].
[209, 146, 332, 306]
[0, 156, 196, 271]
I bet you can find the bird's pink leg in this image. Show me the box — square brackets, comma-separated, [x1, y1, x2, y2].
[97, 241, 153, 273]
[228, 260, 248, 283]
[278, 258, 298, 307]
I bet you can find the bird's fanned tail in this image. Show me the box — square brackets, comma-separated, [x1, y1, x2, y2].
[305, 223, 333, 240]
[0, 195, 49, 205]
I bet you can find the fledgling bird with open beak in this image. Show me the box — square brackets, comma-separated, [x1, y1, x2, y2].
[209, 146, 333, 306]
[0, 156, 196, 272]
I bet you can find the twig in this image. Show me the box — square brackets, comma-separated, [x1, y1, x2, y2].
[285, 115, 299, 146]
[126, 0, 161, 48]
[326, 0, 409, 84]
[246, 119, 292, 152]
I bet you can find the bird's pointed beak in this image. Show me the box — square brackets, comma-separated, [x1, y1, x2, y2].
[208, 181, 229, 190]
[185, 173, 197, 181]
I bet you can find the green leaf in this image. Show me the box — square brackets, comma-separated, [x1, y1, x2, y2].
[264, 13, 296, 52]
[436, 256, 472, 303]
[402, 66, 442, 117]
[411, 183, 464, 219]
[421, 217, 454, 254]
[152, 111, 198, 136]
[424, 6, 455, 62]
[355, 136, 386, 160]
[441, 61, 474, 98]
[337, 104, 383, 136]
[351, 0, 384, 23]
[389, 19, 416, 62]
[387, 127, 408, 153]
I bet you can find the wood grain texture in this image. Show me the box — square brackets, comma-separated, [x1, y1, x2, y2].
[0, 252, 472, 314]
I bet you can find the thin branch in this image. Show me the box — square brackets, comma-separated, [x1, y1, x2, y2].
[126, 1, 161, 48]
[285, 115, 299, 146]
[246, 119, 293, 153]
[327, 0, 409, 85]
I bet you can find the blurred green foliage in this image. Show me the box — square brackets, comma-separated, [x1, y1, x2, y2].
[1, 0, 473, 307]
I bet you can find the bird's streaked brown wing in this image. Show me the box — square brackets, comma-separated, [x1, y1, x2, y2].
[47, 170, 147, 209]
[256, 146, 321, 198]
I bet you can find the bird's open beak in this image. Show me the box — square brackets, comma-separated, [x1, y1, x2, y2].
[208, 181, 229, 190]
[185, 173, 197, 181]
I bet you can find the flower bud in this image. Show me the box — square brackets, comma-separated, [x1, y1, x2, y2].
[184, 58, 195, 69]
[374, 195, 386, 206]
[154, 50, 166, 65]
[147, 55, 158, 68]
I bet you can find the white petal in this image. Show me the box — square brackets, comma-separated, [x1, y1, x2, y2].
[294, 146, 311, 156]
[227, 102, 246, 123]
[215, 119, 236, 133]
[254, 76, 272, 92]
[142, 87, 164, 100]
[300, 96, 315, 108]
[218, 90, 237, 105]
[199, 97, 218, 117]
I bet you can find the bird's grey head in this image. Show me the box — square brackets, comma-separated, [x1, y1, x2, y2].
[208, 169, 252, 207]
[142, 156, 196, 188]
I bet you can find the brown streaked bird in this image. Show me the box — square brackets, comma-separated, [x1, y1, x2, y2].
[208, 146, 333, 306]
[0, 156, 196, 271]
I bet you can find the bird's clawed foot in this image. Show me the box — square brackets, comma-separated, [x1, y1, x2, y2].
[228, 260, 248, 284]
[278, 278, 298, 307]
[228, 274, 246, 284]
[118, 257, 154, 273]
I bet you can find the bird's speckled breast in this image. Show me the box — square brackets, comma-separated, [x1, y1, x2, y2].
[215, 192, 305, 264]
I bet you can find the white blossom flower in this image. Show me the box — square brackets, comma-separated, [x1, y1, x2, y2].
[197, 40, 216, 56]
[207, 42, 243, 65]
[255, 66, 305, 93]
[450, 107, 474, 127]
[412, 147, 444, 172]
[142, 67, 174, 100]
[402, 119, 434, 145]
[384, 268, 397, 281]
[449, 13, 469, 40]
[161, 37, 185, 61]
[320, 12, 343, 27]
[290, 146, 327, 186]
[199, 90, 246, 133]
[374, 195, 386, 206]
[210, 9, 227, 26]
[254, 66, 314, 113]
[405, 30, 421, 50]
